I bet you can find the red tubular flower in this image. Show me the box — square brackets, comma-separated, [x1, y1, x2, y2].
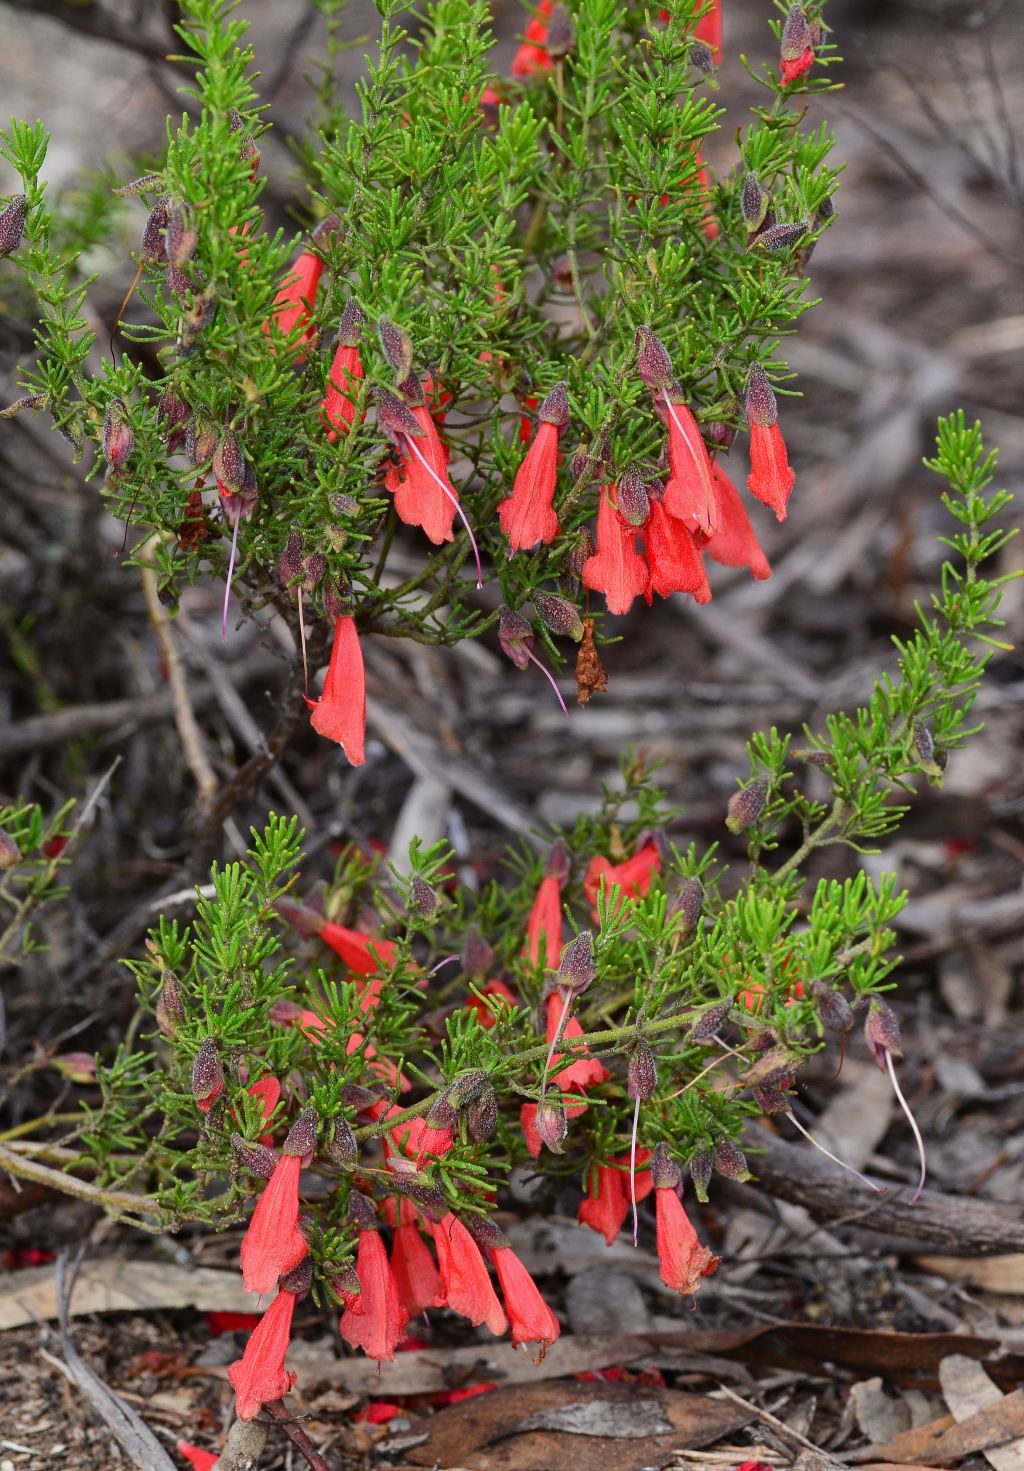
[490, 1247, 561, 1349]
[651, 1145, 719, 1295]
[248, 1076, 280, 1146]
[662, 398, 720, 537]
[266, 251, 321, 361]
[527, 875, 563, 969]
[583, 842, 662, 916]
[433, 1214, 507, 1335]
[511, 0, 553, 74]
[546, 994, 608, 1091]
[578, 1162, 627, 1245]
[239, 1154, 307, 1298]
[341, 1227, 409, 1362]
[696, 0, 721, 55]
[321, 344, 363, 441]
[385, 403, 459, 545]
[390, 1225, 446, 1319]
[228, 1285, 298, 1418]
[699, 465, 771, 581]
[321, 922, 395, 975]
[498, 383, 569, 553]
[746, 364, 795, 520]
[176, 1442, 218, 1471]
[582, 484, 650, 617]
[306, 615, 365, 766]
[644, 499, 711, 603]
[415, 1125, 455, 1161]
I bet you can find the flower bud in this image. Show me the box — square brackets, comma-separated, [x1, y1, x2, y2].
[741, 1045, 798, 1088]
[410, 873, 440, 919]
[461, 929, 495, 977]
[535, 1085, 567, 1153]
[165, 202, 198, 266]
[0, 194, 28, 259]
[748, 1028, 777, 1053]
[113, 173, 163, 197]
[141, 196, 171, 263]
[754, 220, 810, 252]
[283, 1106, 319, 1163]
[634, 327, 674, 392]
[537, 380, 571, 432]
[690, 999, 731, 1040]
[690, 41, 717, 84]
[324, 1263, 361, 1308]
[373, 385, 424, 444]
[157, 386, 190, 455]
[340, 1081, 388, 1112]
[155, 970, 186, 1038]
[818, 193, 836, 221]
[347, 1189, 378, 1231]
[102, 399, 134, 472]
[185, 409, 218, 467]
[534, 592, 584, 641]
[865, 997, 902, 1070]
[311, 213, 340, 248]
[741, 174, 769, 231]
[545, 841, 571, 886]
[545, 3, 575, 60]
[650, 1141, 682, 1191]
[556, 929, 595, 1001]
[753, 1083, 791, 1114]
[301, 551, 328, 591]
[191, 1037, 224, 1114]
[745, 365, 779, 430]
[338, 297, 364, 348]
[230, 1132, 278, 1180]
[627, 1036, 658, 1102]
[565, 528, 597, 581]
[279, 1254, 313, 1302]
[810, 980, 853, 1034]
[378, 317, 414, 379]
[689, 1146, 713, 1202]
[213, 428, 246, 493]
[425, 1089, 459, 1133]
[0, 829, 21, 869]
[466, 1083, 498, 1143]
[713, 1139, 752, 1181]
[781, 4, 812, 61]
[323, 570, 356, 621]
[283, 1068, 309, 1109]
[616, 467, 650, 529]
[324, 1115, 358, 1166]
[912, 720, 934, 764]
[449, 1070, 489, 1108]
[388, 1173, 447, 1223]
[0, 393, 48, 419]
[670, 877, 703, 931]
[498, 605, 534, 670]
[279, 529, 306, 589]
[708, 419, 737, 450]
[726, 775, 770, 833]
[463, 1213, 511, 1250]
[166, 266, 191, 306]
[395, 368, 426, 407]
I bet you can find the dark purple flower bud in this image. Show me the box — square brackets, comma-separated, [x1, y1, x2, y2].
[155, 969, 185, 1038]
[157, 386, 190, 455]
[324, 1115, 358, 1166]
[0, 195, 28, 259]
[726, 774, 770, 833]
[628, 1035, 658, 1102]
[283, 1106, 319, 1163]
[323, 571, 356, 621]
[102, 398, 134, 472]
[713, 1139, 752, 1181]
[690, 41, 716, 83]
[410, 874, 440, 919]
[324, 1263, 361, 1306]
[113, 174, 163, 197]
[279, 529, 306, 589]
[279, 1254, 313, 1302]
[753, 1083, 791, 1114]
[556, 929, 595, 1001]
[565, 528, 597, 581]
[340, 1081, 389, 1112]
[373, 385, 425, 445]
[449, 1070, 488, 1109]
[746, 364, 779, 430]
[912, 720, 934, 765]
[165, 202, 198, 267]
[818, 193, 836, 221]
[347, 1190, 378, 1232]
[810, 980, 854, 1034]
[425, 1088, 459, 1133]
[0, 829, 21, 868]
[283, 1068, 309, 1109]
[301, 551, 328, 591]
[545, 3, 574, 59]
[230, 1132, 278, 1180]
[741, 174, 769, 230]
[534, 592, 584, 641]
[742, 1045, 799, 1087]
[754, 220, 810, 252]
[865, 997, 902, 1070]
[748, 1028, 777, 1053]
[185, 409, 218, 467]
[670, 877, 703, 931]
[141, 196, 171, 264]
[690, 999, 731, 1040]
[311, 214, 340, 248]
[212, 428, 245, 492]
[689, 1147, 713, 1202]
[707, 420, 737, 450]
[466, 1083, 498, 1143]
[616, 467, 650, 529]
[389, 1173, 447, 1223]
[462, 929, 495, 977]
[781, 3, 812, 60]
[378, 317, 414, 379]
[395, 368, 426, 407]
[535, 1084, 567, 1153]
[635, 327, 674, 392]
[650, 1141, 682, 1191]
[571, 445, 590, 482]
[191, 1037, 224, 1113]
[338, 297, 364, 348]
[462, 1213, 511, 1250]
[537, 381, 570, 433]
[498, 605, 534, 670]
[545, 841, 571, 887]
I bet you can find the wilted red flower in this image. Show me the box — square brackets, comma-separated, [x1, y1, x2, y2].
[662, 397, 720, 537]
[511, 0, 553, 75]
[239, 1154, 307, 1298]
[582, 484, 650, 616]
[306, 615, 365, 766]
[583, 841, 661, 917]
[651, 1144, 719, 1295]
[498, 382, 569, 553]
[228, 1283, 298, 1419]
[433, 1214, 507, 1335]
[698, 465, 771, 581]
[265, 250, 321, 360]
[341, 1225, 410, 1362]
[546, 993, 608, 1091]
[390, 1225, 445, 1319]
[746, 364, 795, 519]
[322, 299, 364, 442]
[644, 497, 711, 603]
[491, 1246, 561, 1349]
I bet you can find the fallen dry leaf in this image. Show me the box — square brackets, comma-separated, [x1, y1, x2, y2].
[876, 1391, 1024, 1465]
[0, 1257, 269, 1330]
[914, 1257, 1024, 1295]
[939, 1356, 1024, 1471]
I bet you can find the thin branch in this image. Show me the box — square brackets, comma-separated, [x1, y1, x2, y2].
[263, 1401, 331, 1471]
[0, 1140, 162, 1219]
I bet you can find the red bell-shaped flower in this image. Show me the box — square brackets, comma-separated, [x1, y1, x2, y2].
[433, 1214, 507, 1336]
[645, 499, 711, 603]
[306, 615, 365, 766]
[491, 1246, 560, 1349]
[390, 1225, 445, 1319]
[699, 465, 771, 582]
[582, 484, 649, 617]
[662, 398, 719, 537]
[384, 404, 459, 545]
[745, 363, 795, 520]
[239, 1154, 308, 1299]
[341, 1227, 409, 1362]
[228, 1285, 298, 1419]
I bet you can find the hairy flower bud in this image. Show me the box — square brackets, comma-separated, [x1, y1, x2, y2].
[713, 1139, 751, 1181]
[781, 3, 812, 60]
[157, 386, 190, 455]
[424, 1088, 459, 1133]
[865, 997, 902, 1070]
[534, 592, 584, 641]
[545, 3, 575, 60]
[185, 409, 218, 468]
[461, 929, 495, 977]
[628, 1036, 658, 1102]
[372, 385, 424, 444]
[324, 1262, 361, 1307]
[213, 428, 246, 493]
[498, 605, 534, 670]
[742, 1045, 799, 1088]
[279, 1254, 313, 1302]
[283, 1106, 318, 1163]
[378, 317, 414, 379]
[141, 196, 171, 263]
[0, 194, 28, 259]
[741, 173, 769, 231]
[113, 173, 163, 197]
[0, 829, 21, 869]
[102, 398, 134, 472]
[755, 220, 810, 252]
[155, 969, 185, 1038]
[324, 1115, 358, 1166]
[230, 1131, 278, 1180]
[466, 1083, 498, 1142]
[690, 999, 731, 1040]
[635, 326, 678, 392]
[462, 1213, 511, 1250]
[449, 1070, 488, 1109]
[566, 527, 597, 581]
[811, 980, 854, 1034]
[708, 419, 737, 450]
[670, 877, 703, 931]
[545, 841, 571, 887]
[279, 529, 305, 589]
[322, 567, 355, 621]
[301, 551, 327, 591]
[746, 364, 779, 430]
[818, 193, 836, 221]
[0, 393, 47, 419]
[537, 380, 571, 432]
[165, 202, 198, 266]
[650, 1140, 682, 1191]
[617, 467, 650, 528]
[690, 41, 716, 83]
[340, 1081, 388, 1112]
[753, 1083, 791, 1114]
[689, 1146, 713, 1202]
[191, 1038, 224, 1114]
[535, 1085, 567, 1153]
[347, 1189, 378, 1232]
[556, 929, 595, 1001]
[337, 296, 364, 348]
[410, 873, 440, 919]
[912, 720, 934, 764]
[388, 1173, 447, 1223]
[726, 775, 770, 833]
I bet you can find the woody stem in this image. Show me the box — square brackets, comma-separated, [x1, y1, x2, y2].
[771, 799, 850, 884]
